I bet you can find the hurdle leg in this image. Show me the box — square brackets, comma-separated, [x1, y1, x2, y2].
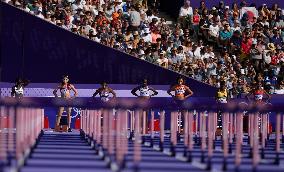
[253, 113, 260, 172]
[275, 113, 281, 165]
[187, 111, 193, 162]
[235, 113, 242, 172]
[159, 110, 165, 152]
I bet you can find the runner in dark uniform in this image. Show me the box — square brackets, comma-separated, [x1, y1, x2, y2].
[11, 78, 30, 98]
[93, 82, 116, 102]
[131, 79, 158, 99]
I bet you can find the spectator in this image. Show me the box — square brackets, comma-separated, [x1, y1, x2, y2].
[156, 51, 168, 68]
[208, 20, 220, 41]
[129, 4, 141, 31]
[219, 22, 232, 47]
[7, 0, 284, 95]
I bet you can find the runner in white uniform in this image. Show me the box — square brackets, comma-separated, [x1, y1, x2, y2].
[93, 82, 116, 102]
[11, 78, 29, 98]
[131, 79, 158, 99]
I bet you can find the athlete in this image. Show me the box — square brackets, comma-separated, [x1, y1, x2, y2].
[11, 78, 30, 98]
[216, 83, 228, 104]
[131, 79, 158, 99]
[216, 82, 228, 131]
[246, 82, 271, 104]
[53, 75, 78, 132]
[167, 77, 193, 100]
[93, 82, 116, 102]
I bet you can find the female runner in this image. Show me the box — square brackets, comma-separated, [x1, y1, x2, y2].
[167, 77, 193, 100]
[11, 78, 30, 98]
[53, 75, 78, 132]
[131, 79, 158, 99]
[92, 82, 116, 102]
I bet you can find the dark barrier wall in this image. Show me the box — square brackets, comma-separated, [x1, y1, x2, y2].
[160, 0, 284, 20]
[0, 3, 216, 97]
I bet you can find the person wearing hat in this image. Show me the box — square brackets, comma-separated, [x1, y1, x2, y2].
[53, 75, 78, 132]
[137, 49, 145, 60]
[156, 51, 168, 68]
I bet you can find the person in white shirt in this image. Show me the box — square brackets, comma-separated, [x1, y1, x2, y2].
[275, 80, 284, 94]
[209, 21, 220, 39]
[113, 0, 124, 12]
[179, 0, 193, 17]
[192, 44, 201, 60]
[176, 46, 186, 64]
[202, 46, 215, 60]
[142, 28, 152, 42]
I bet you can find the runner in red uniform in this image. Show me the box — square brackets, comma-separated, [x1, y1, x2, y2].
[246, 82, 271, 104]
[167, 77, 193, 100]
[53, 75, 78, 132]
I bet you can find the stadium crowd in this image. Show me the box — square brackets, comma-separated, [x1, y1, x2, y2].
[5, 0, 284, 97]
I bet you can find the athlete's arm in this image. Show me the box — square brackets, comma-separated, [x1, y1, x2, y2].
[263, 90, 271, 102]
[184, 86, 193, 99]
[215, 90, 219, 101]
[149, 86, 158, 96]
[70, 84, 78, 98]
[167, 86, 175, 97]
[109, 88, 117, 98]
[246, 91, 252, 102]
[92, 89, 100, 98]
[131, 86, 140, 97]
[11, 87, 16, 97]
[53, 86, 59, 97]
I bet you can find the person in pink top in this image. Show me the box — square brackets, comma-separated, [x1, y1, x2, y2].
[151, 28, 161, 43]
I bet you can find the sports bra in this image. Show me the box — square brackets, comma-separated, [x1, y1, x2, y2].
[217, 90, 228, 103]
[254, 89, 264, 100]
[60, 84, 71, 97]
[139, 86, 150, 97]
[13, 86, 24, 97]
[100, 89, 110, 102]
[175, 86, 186, 96]
[217, 90, 227, 99]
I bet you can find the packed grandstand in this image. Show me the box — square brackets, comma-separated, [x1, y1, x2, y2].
[5, 0, 284, 97]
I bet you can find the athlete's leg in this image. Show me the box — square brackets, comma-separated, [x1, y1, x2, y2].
[67, 107, 72, 129]
[56, 107, 64, 126]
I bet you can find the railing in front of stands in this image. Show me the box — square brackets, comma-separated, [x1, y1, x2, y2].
[0, 97, 283, 172]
